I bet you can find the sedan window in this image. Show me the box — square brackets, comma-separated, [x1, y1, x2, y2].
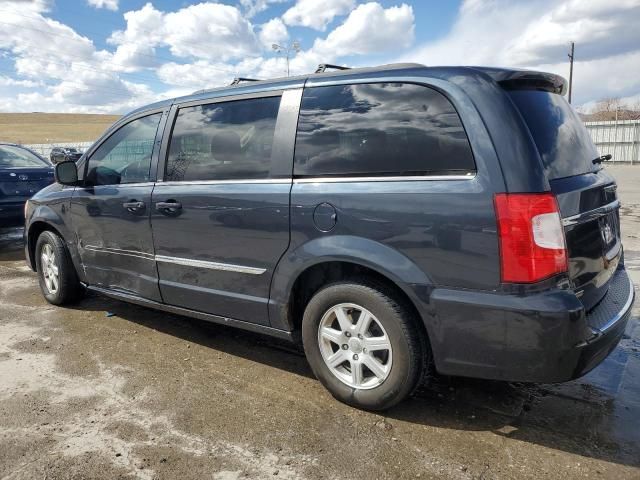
[0, 145, 47, 168]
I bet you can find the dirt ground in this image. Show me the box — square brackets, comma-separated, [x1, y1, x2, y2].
[0, 164, 639, 479]
[0, 113, 120, 144]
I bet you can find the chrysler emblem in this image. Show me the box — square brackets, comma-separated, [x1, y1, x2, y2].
[18, 174, 29, 181]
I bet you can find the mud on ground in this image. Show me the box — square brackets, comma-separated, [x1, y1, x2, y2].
[0, 164, 639, 479]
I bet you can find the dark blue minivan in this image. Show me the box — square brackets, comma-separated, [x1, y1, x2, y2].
[24, 64, 635, 410]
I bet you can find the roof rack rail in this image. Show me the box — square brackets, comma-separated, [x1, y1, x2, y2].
[230, 77, 260, 85]
[315, 64, 350, 74]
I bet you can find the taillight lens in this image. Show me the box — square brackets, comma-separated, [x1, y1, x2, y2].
[494, 193, 567, 283]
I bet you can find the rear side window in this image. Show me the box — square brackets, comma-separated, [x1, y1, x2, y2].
[166, 96, 281, 181]
[294, 83, 475, 177]
[508, 90, 599, 180]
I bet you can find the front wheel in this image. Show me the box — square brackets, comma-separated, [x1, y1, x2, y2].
[35, 230, 84, 305]
[302, 282, 427, 410]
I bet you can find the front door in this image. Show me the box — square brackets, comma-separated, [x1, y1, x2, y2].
[71, 112, 163, 301]
[150, 92, 296, 324]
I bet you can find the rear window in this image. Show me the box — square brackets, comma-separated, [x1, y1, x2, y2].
[508, 90, 599, 180]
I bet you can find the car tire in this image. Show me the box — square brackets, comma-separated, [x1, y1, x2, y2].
[35, 230, 84, 305]
[302, 281, 427, 410]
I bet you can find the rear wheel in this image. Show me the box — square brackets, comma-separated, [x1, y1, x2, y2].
[302, 281, 427, 410]
[35, 230, 84, 305]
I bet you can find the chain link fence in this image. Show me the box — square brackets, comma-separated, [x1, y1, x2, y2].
[23, 142, 93, 161]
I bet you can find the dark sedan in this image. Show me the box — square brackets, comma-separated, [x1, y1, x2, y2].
[0, 143, 54, 223]
[50, 146, 83, 164]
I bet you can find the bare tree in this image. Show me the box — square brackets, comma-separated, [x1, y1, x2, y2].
[631, 100, 640, 120]
[585, 97, 640, 121]
[591, 97, 621, 121]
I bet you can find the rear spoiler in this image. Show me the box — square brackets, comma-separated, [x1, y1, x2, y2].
[470, 67, 567, 95]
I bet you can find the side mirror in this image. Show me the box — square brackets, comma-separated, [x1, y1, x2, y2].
[55, 160, 79, 186]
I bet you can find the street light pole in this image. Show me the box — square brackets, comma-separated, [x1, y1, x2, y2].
[272, 41, 301, 77]
[568, 41, 575, 104]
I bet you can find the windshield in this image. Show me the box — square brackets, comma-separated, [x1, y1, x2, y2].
[508, 90, 599, 180]
[0, 145, 48, 168]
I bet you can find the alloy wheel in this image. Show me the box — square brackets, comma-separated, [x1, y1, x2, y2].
[317, 303, 393, 389]
[41, 243, 59, 294]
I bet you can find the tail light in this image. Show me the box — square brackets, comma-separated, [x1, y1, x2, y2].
[494, 193, 567, 283]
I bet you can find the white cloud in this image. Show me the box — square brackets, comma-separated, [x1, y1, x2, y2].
[87, 0, 118, 11]
[0, 76, 41, 88]
[108, 1, 416, 95]
[528, 50, 640, 108]
[312, 3, 414, 57]
[398, 0, 640, 106]
[5, 0, 637, 115]
[108, 2, 164, 45]
[0, 0, 153, 113]
[109, 2, 260, 63]
[156, 61, 237, 89]
[0, 2, 111, 87]
[110, 42, 159, 72]
[240, 0, 290, 18]
[259, 18, 288, 49]
[506, 0, 640, 65]
[283, 0, 354, 31]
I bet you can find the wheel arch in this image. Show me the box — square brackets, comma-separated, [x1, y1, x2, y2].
[269, 236, 434, 344]
[27, 221, 65, 271]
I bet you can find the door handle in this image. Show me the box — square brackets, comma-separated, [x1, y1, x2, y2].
[155, 200, 182, 215]
[122, 200, 145, 212]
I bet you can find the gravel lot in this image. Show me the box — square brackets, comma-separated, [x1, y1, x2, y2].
[1, 164, 639, 479]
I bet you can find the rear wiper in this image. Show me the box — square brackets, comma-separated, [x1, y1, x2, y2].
[592, 154, 612, 165]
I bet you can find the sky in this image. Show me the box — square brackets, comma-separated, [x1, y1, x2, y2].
[0, 0, 639, 114]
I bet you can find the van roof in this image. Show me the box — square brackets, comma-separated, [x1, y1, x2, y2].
[127, 63, 567, 116]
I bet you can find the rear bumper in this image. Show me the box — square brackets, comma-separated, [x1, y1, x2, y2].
[428, 266, 635, 383]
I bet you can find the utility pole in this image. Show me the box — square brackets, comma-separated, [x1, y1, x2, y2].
[272, 41, 301, 77]
[568, 41, 575, 104]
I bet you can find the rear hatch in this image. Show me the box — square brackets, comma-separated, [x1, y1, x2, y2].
[507, 89, 622, 311]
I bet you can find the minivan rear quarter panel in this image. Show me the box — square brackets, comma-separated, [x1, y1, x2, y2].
[270, 74, 506, 299]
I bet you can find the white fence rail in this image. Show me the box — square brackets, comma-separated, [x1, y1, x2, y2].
[584, 120, 640, 164]
[17, 120, 640, 165]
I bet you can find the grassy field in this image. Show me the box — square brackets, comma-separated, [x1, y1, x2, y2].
[0, 113, 121, 144]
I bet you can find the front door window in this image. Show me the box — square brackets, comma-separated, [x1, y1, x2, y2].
[85, 113, 162, 186]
